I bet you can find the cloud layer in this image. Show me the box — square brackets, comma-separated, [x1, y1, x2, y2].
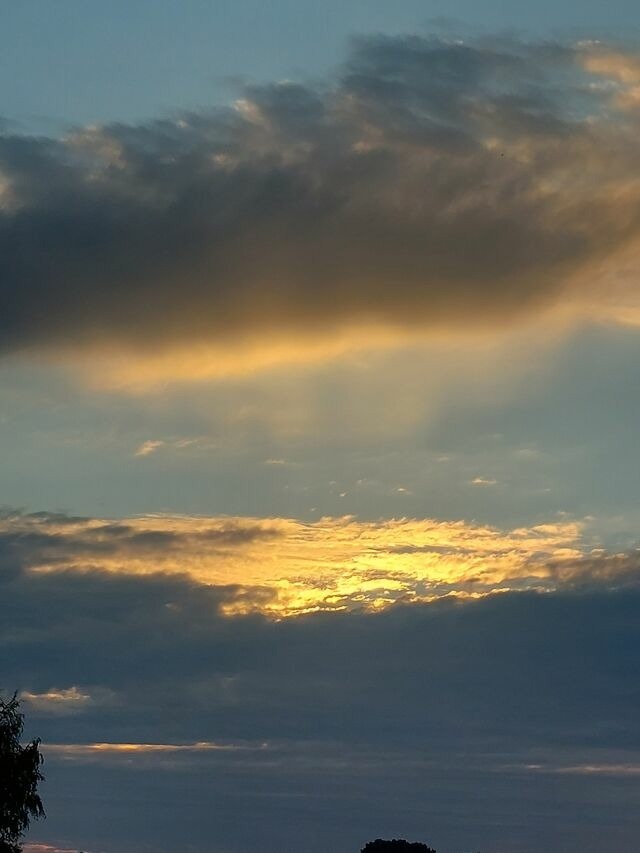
[1, 516, 638, 853]
[0, 508, 598, 615]
[3, 35, 640, 373]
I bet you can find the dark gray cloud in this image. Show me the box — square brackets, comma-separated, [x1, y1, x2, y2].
[1, 35, 640, 356]
[2, 516, 640, 852]
[0, 509, 281, 581]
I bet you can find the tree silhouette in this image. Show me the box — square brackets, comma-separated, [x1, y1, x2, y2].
[0, 694, 45, 853]
[361, 840, 436, 853]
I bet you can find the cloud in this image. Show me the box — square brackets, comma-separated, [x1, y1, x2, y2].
[44, 740, 268, 760]
[3, 542, 639, 752]
[3, 35, 640, 384]
[133, 437, 206, 457]
[21, 686, 117, 716]
[4, 556, 640, 853]
[0, 508, 592, 616]
[0, 509, 637, 851]
[134, 439, 164, 457]
[1, 506, 640, 619]
[470, 476, 498, 486]
[526, 761, 640, 777]
[24, 846, 84, 853]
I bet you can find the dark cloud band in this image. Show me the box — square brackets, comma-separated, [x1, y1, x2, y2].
[4, 529, 640, 852]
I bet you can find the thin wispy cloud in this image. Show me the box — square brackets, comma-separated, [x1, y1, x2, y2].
[470, 476, 498, 486]
[44, 740, 269, 760]
[134, 439, 165, 457]
[24, 845, 85, 853]
[21, 686, 117, 716]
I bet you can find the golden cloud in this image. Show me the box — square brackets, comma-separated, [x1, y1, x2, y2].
[5, 35, 640, 390]
[1, 510, 593, 617]
[20, 686, 116, 716]
[44, 740, 267, 757]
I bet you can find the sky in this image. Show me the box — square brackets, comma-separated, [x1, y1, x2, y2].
[2, 2, 640, 852]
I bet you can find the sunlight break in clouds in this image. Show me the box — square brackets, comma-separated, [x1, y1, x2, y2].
[0, 509, 593, 616]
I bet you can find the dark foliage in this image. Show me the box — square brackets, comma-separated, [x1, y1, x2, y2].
[361, 840, 436, 853]
[0, 694, 45, 853]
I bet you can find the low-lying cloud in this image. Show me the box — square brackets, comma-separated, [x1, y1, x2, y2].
[5, 546, 640, 853]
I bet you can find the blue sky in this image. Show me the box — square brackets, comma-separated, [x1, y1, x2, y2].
[3, 0, 640, 129]
[3, 4, 640, 853]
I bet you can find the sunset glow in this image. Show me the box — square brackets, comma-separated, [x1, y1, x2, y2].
[3, 6, 640, 853]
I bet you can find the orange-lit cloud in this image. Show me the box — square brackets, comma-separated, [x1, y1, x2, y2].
[21, 686, 116, 716]
[581, 43, 640, 109]
[24, 845, 84, 853]
[43, 740, 268, 759]
[0, 509, 602, 616]
[4, 34, 640, 389]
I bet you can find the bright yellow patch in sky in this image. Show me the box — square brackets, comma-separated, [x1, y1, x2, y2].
[6, 511, 588, 617]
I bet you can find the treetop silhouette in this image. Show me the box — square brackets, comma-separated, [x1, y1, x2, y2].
[361, 840, 436, 853]
[0, 693, 45, 853]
